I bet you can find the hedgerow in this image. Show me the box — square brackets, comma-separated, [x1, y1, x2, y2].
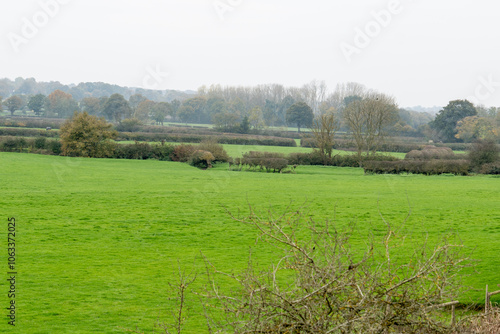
[112, 142, 174, 160]
[405, 145, 457, 160]
[287, 151, 399, 167]
[229, 151, 290, 173]
[363, 159, 470, 175]
[479, 162, 500, 175]
[0, 136, 61, 155]
[0, 127, 58, 137]
[0, 117, 65, 129]
[301, 137, 472, 153]
[117, 132, 297, 147]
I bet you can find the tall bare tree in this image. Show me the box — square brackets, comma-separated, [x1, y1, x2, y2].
[343, 91, 399, 161]
[311, 110, 339, 163]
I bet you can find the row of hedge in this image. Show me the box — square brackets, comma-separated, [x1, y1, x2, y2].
[287, 151, 400, 168]
[2, 135, 496, 175]
[0, 126, 297, 147]
[117, 132, 297, 147]
[117, 123, 215, 135]
[0, 136, 230, 167]
[363, 160, 470, 175]
[478, 162, 500, 174]
[0, 127, 59, 137]
[0, 117, 65, 129]
[229, 152, 290, 173]
[168, 142, 230, 163]
[300, 137, 472, 153]
[0, 136, 62, 154]
[0, 136, 177, 160]
[300, 137, 424, 153]
[113, 142, 174, 160]
[405, 146, 463, 160]
[1, 117, 303, 141]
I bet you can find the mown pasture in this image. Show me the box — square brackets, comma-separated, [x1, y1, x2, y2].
[0, 152, 499, 333]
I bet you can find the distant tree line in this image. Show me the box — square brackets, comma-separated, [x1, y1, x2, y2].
[0, 77, 190, 102]
[1, 77, 500, 144]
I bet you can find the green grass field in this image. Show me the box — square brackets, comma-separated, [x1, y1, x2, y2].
[1, 152, 499, 333]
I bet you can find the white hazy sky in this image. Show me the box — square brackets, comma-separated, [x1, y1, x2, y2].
[1, 0, 500, 108]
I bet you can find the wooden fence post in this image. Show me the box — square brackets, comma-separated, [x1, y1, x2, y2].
[486, 286, 500, 315]
[485, 285, 489, 314]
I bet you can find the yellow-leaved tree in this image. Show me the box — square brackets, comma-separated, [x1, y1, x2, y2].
[60, 112, 117, 158]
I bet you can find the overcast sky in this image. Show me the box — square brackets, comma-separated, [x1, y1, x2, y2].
[1, 0, 500, 108]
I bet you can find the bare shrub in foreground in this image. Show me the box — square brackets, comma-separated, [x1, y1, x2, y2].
[198, 206, 472, 334]
[456, 308, 500, 334]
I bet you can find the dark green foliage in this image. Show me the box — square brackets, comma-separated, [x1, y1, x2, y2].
[5, 95, 24, 116]
[430, 100, 477, 142]
[115, 118, 143, 132]
[468, 139, 500, 170]
[363, 159, 470, 175]
[177, 96, 208, 123]
[103, 93, 132, 122]
[28, 94, 47, 116]
[47, 140, 62, 154]
[479, 162, 500, 174]
[0, 136, 62, 155]
[239, 116, 250, 134]
[113, 142, 174, 160]
[0, 137, 25, 152]
[286, 102, 314, 132]
[34, 137, 47, 149]
[152, 102, 171, 125]
[153, 144, 176, 161]
[442, 142, 471, 151]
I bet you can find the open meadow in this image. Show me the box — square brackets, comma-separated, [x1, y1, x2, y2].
[1, 152, 499, 333]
